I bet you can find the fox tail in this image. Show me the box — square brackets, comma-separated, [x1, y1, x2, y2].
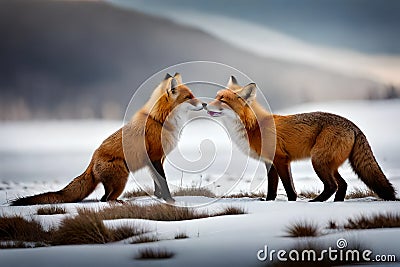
[10, 164, 98, 206]
[349, 132, 396, 200]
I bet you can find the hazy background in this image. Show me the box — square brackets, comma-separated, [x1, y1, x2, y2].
[1, 0, 399, 120]
[1, 4, 400, 264]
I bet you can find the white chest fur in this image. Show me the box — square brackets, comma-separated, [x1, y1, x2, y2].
[162, 108, 188, 154]
[222, 116, 258, 159]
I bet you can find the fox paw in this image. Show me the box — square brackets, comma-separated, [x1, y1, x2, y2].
[164, 197, 175, 204]
[110, 199, 126, 204]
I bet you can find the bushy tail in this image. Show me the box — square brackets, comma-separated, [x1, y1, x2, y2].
[349, 132, 396, 200]
[10, 165, 99, 206]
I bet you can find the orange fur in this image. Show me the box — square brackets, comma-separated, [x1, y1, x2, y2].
[207, 77, 396, 202]
[11, 74, 203, 205]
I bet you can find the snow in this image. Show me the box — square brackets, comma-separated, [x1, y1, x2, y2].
[1, 100, 400, 266]
[1, 198, 399, 267]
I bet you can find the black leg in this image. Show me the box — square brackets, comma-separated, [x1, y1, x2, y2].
[333, 171, 347, 202]
[275, 159, 297, 201]
[309, 158, 338, 202]
[151, 160, 164, 198]
[151, 160, 174, 202]
[266, 163, 279, 200]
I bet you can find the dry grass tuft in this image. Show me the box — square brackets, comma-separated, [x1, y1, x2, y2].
[345, 188, 377, 199]
[215, 206, 246, 216]
[53, 209, 143, 245]
[95, 203, 246, 221]
[298, 189, 320, 199]
[97, 203, 209, 221]
[327, 219, 338, 230]
[135, 247, 175, 260]
[37, 206, 67, 215]
[224, 191, 266, 199]
[174, 232, 188, 239]
[122, 188, 149, 199]
[53, 211, 111, 245]
[0, 215, 50, 242]
[131, 235, 159, 244]
[285, 221, 320, 237]
[344, 213, 400, 229]
[0, 203, 245, 248]
[110, 224, 144, 242]
[173, 187, 216, 198]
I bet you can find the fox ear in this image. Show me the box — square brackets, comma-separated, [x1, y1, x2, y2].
[164, 73, 172, 80]
[227, 75, 238, 88]
[167, 77, 178, 96]
[238, 83, 257, 103]
[173, 73, 182, 84]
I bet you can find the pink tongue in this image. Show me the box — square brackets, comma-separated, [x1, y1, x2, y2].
[208, 111, 220, 117]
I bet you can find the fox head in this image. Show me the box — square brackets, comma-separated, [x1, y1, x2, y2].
[147, 73, 203, 122]
[206, 76, 258, 126]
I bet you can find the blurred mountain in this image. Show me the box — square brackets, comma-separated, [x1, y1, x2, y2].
[0, 0, 384, 120]
[116, 0, 400, 55]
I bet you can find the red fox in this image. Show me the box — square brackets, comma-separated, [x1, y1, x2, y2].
[205, 76, 396, 202]
[11, 73, 203, 205]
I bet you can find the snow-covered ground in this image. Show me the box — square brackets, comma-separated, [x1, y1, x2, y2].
[1, 100, 400, 266]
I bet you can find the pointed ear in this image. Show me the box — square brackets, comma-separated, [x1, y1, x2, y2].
[227, 75, 238, 89]
[164, 73, 172, 80]
[166, 77, 178, 96]
[238, 83, 257, 103]
[173, 72, 182, 84]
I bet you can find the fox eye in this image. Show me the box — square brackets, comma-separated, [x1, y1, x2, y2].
[184, 95, 192, 100]
[219, 98, 227, 104]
